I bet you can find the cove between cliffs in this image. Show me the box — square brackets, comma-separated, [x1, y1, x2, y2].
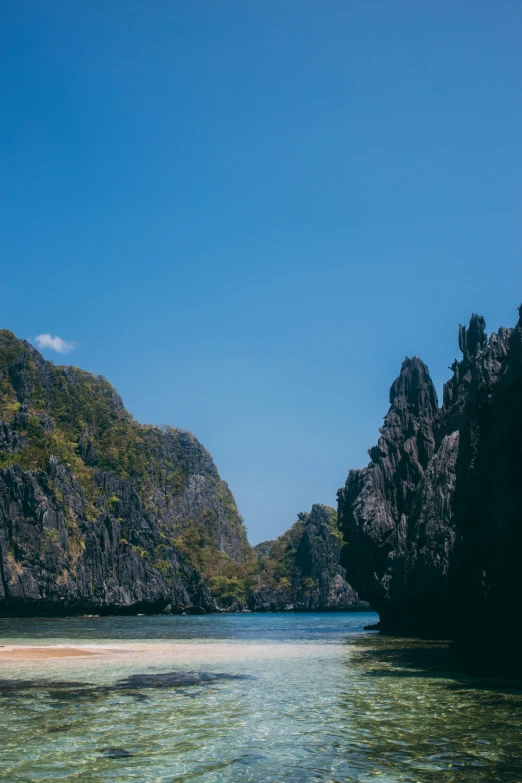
[0, 330, 367, 618]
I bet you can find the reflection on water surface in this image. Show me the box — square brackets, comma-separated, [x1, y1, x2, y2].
[0, 613, 520, 782]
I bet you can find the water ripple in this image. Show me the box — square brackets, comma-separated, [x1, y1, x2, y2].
[0, 613, 520, 782]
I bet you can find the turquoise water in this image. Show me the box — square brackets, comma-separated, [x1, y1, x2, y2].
[0, 612, 521, 782]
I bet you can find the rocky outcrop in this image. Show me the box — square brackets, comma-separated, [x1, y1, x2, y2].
[338, 308, 522, 646]
[247, 504, 369, 612]
[0, 330, 251, 615]
[0, 459, 212, 616]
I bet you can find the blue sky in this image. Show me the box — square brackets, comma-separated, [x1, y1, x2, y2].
[1, 1, 521, 543]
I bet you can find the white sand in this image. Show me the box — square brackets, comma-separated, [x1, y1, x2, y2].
[0, 646, 101, 659]
[0, 640, 332, 664]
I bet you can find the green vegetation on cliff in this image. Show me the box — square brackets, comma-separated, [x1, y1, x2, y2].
[0, 330, 365, 615]
[245, 504, 367, 611]
[0, 330, 252, 612]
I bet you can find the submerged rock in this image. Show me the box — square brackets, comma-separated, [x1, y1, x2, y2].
[0, 671, 253, 706]
[100, 748, 133, 759]
[115, 671, 254, 689]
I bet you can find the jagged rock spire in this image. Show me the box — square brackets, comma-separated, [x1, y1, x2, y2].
[389, 356, 438, 411]
[338, 305, 522, 653]
[458, 314, 487, 362]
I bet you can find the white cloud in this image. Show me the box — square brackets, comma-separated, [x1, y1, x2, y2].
[35, 333, 76, 354]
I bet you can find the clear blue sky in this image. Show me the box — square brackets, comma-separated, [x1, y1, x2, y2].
[1, 2, 521, 544]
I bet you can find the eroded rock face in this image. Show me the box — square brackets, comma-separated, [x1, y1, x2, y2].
[0, 459, 214, 616]
[338, 309, 522, 640]
[247, 504, 369, 612]
[0, 330, 251, 616]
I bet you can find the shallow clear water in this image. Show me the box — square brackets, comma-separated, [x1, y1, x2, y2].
[0, 612, 521, 782]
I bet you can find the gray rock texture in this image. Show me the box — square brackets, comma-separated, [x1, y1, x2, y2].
[247, 504, 369, 612]
[0, 459, 212, 615]
[338, 309, 522, 645]
[0, 330, 251, 615]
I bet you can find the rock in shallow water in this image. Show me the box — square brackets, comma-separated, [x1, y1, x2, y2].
[100, 748, 133, 759]
[115, 671, 255, 689]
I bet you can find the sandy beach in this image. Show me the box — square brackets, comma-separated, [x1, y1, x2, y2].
[0, 646, 101, 660]
[0, 642, 332, 663]
[0, 640, 334, 665]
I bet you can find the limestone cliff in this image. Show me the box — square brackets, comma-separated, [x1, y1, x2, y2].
[247, 504, 369, 612]
[338, 308, 522, 647]
[0, 330, 251, 615]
